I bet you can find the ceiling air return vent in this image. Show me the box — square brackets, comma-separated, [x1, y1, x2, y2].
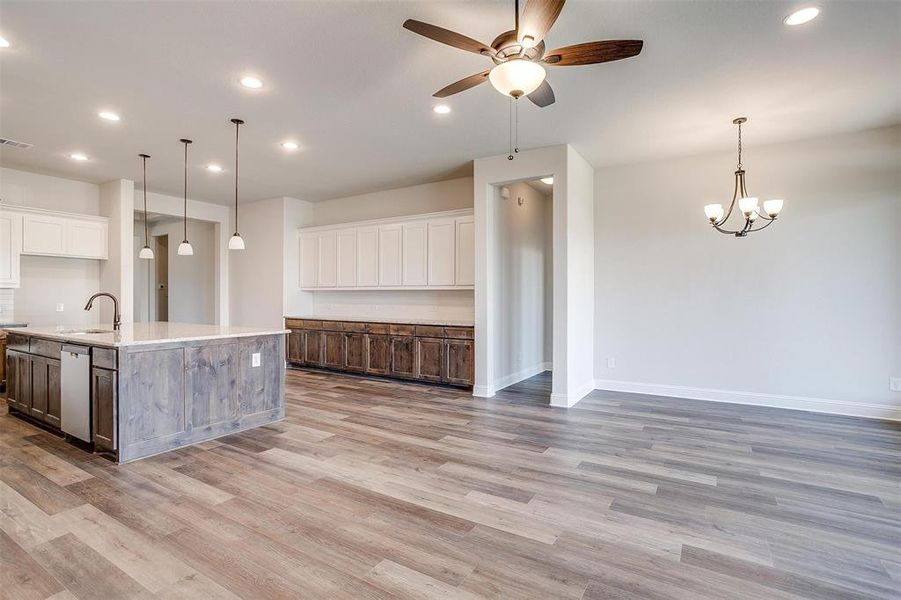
[0, 137, 33, 149]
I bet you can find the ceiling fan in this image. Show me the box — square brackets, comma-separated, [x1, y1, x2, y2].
[403, 0, 643, 107]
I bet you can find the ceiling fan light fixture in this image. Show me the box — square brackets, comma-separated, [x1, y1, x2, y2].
[488, 59, 546, 98]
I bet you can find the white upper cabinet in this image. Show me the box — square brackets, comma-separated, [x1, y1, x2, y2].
[298, 209, 474, 290]
[22, 213, 66, 256]
[455, 215, 475, 286]
[356, 226, 379, 287]
[336, 229, 357, 287]
[9, 207, 108, 262]
[0, 211, 22, 288]
[402, 222, 428, 286]
[427, 218, 456, 286]
[67, 219, 108, 259]
[378, 224, 403, 287]
[317, 230, 338, 287]
[300, 232, 319, 289]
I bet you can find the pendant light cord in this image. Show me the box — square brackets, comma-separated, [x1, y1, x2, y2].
[234, 120, 239, 233]
[514, 0, 519, 32]
[737, 120, 743, 170]
[182, 140, 188, 241]
[515, 99, 519, 154]
[508, 97, 514, 160]
[142, 155, 149, 245]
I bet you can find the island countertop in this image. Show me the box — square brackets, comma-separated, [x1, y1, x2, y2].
[2, 322, 288, 348]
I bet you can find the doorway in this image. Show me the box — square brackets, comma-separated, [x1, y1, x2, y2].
[490, 178, 554, 403]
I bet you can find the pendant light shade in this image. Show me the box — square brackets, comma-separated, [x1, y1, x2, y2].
[229, 118, 245, 251]
[138, 153, 154, 260]
[177, 138, 194, 256]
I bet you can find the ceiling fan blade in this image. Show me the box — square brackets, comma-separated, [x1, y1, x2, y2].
[527, 80, 555, 107]
[433, 70, 491, 98]
[518, 0, 565, 45]
[544, 40, 643, 66]
[403, 19, 494, 56]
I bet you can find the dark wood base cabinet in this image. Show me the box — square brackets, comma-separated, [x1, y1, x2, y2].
[5, 332, 117, 457]
[286, 319, 474, 388]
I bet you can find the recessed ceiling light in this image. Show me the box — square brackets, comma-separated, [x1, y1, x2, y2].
[240, 76, 263, 89]
[784, 6, 820, 26]
[98, 111, 120, 122]
[69, 152, 89, 161]
[206, 164, 223, 172]
[540, 177, 553, 185]
[433, 104, 451, 114]
[0, 36, 10, 48]
[280, 140, 299, 150]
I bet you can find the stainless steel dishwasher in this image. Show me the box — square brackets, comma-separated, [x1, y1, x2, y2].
[60, 344, 91, 442]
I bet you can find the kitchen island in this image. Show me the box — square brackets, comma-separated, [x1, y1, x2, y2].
[3, 322, 287, 463]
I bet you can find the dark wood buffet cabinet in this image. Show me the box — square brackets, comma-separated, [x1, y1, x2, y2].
[285, 318, 474, 388]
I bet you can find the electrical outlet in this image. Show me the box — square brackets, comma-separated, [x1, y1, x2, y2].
[252, 352, 261, 368]
[607, 357, 616, 369]
[56, 303, 65, 312]
[891, 378, 901, 393]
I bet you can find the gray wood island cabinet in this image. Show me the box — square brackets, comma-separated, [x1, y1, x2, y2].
[3, 323, 287, 463]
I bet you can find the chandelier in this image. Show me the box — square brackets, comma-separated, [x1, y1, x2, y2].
[704, 117, 784, 237]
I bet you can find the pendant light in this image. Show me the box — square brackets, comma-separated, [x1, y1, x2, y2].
[177, 138, 194, 256]
[137, 153, 154, 259]
[227, 118, 245, 250]
[703, 118, 784, 237]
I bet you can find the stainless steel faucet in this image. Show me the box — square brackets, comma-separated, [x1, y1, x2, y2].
[84, 292, 121, 330]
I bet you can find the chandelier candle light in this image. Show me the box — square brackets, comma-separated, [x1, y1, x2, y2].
[228, 118, 245, 250]
[137, 153, 154, 259]
[704, 117, 784, 237]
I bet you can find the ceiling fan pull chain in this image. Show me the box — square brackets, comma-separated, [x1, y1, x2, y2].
[508, 97, 514, 160]
[514, 98, 520, 154]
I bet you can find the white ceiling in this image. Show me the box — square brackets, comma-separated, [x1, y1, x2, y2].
[1, 1, 898, 205]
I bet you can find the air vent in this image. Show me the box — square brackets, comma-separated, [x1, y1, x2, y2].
[0, 137, 33, 149]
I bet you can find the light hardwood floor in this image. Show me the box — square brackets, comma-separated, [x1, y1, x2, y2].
[1, 369, 899, 599]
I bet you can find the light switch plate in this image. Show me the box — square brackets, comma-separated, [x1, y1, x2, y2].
[891, 378, 901, 393]
[252, 352, 261, 368]
[607, 357, 616, 369]
[56, 303, 64, 312]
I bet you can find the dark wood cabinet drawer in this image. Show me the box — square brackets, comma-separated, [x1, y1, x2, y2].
[30, 339, 62, 360]
[285, 318, 304, 329]
[7, 333, 30, 353]
[367, 323, 390, 335]
[444, 327, 474, 340]
[343, 321, 367, 333]
[321, 321, 344, 332]
[415, 325, 445, 338]
[302, 320, 323, 329]
[390, 324, 415, 336]
[93, 347, 118, 370]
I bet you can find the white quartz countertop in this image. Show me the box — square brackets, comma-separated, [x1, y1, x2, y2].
[285, 315, 474, 327]
[3, 322, 288, 348]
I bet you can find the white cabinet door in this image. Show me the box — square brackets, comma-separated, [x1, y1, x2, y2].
[356, 226, 379, 287]
[67, 219, 108, 259]
[336, 228, 356, 287]
[317, 230, 338, 288]
[402, 222, 428, 286]
[455, 216, 475, 286]
[427, 219, 456, 286]
[300, 232, 319, 288]
[22, 214, 66, 256]
[0, 211, 21, 288]
[378, 224, 402, 286]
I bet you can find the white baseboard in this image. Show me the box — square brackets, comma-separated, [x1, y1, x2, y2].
[472, 384, 494, 398]
[493, 362, 552, 392]
[593, 379, 901, 421]
[550, 379, 595, 408]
